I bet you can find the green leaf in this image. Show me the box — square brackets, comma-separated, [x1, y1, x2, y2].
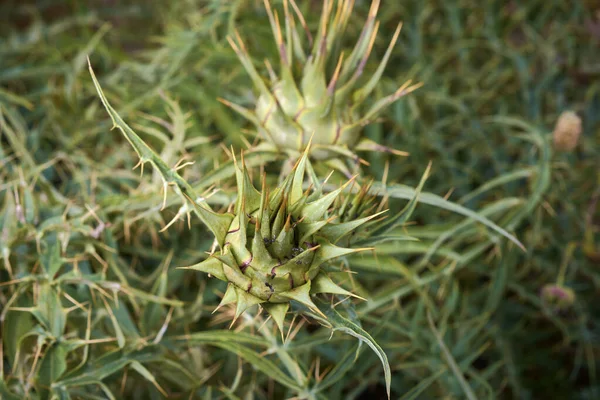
[0, 87, 34, 109]
[427, 312, 477, 400]
[117, 285, 184, 307]
[56, 348, 163, 387]
[399, 368, 447, 400]
[213, 342, 303, 392]
[370, 182, 524, 250]
[415, 197, 522, 268]
[0, 379, 22, 400]
[35, 283, 66, 338]
[103, 301, 126, 349]
[142, 270, 168, 334]
[36, 342, 68, 393]
[50, 386, 73, 400]
[313, 344, 360, 393]
[110, 299, 141, 341]
[321, 302, 392, 399]
[165, 331, 301, 391]
[458, 168, 534, 204]
[168, 330, 269, 347]
[129, 361, 168, 397]
[41, 242, 62, 279]
[2, 304, 35, 368]
[88, 60, 233, 247]
[376, 162, 431, 236]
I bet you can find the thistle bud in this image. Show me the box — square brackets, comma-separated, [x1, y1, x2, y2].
[552, 111, 582, 152]
[540, 284, 575, 312]
[223, 0, 418, 169]
[182, 146, 378, 331]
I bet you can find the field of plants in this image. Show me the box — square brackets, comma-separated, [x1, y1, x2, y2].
[1, 1, 598, 399]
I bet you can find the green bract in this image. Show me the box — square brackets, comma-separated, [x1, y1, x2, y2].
[184, 146, 383, 330]
[223, 0, 421, 167]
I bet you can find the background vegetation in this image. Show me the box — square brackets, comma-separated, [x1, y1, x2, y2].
[1, 0, 598, 399]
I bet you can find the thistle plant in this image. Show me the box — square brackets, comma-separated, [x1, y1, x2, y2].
[86, 63, 400, 396]
[81, 1, 524, 395]
[6, 0, 596, 398]
[222, 0, 422, 174]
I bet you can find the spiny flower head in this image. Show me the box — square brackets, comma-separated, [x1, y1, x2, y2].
[183, 145, 385, 331]
[222, 0, 421, 168]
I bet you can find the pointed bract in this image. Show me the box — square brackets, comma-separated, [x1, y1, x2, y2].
[280, 281, 324, 317]
[319, 210, 387, 243]
[263, 302, 290, 337]
[311, 272, 364, 300]
[180, 257, 226, 281]
[215, 284, 238, 314]
[233, 287, 264, 324]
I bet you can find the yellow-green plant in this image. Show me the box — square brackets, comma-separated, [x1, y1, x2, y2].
[5, 0, 599, 399]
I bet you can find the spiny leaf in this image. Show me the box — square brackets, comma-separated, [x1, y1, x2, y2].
[184, 197, 235, 247]
[41, 242, 62, 279]
[234, 154, 262, 213]
[130, 361, 168, 397]
[88, 60, 234, 247]
[36, 342, 68, 394]
[352, 22, 403, 107]
[35, 283, 66, 338]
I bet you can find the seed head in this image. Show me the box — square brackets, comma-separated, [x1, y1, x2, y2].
[553, 111, 582, 152]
